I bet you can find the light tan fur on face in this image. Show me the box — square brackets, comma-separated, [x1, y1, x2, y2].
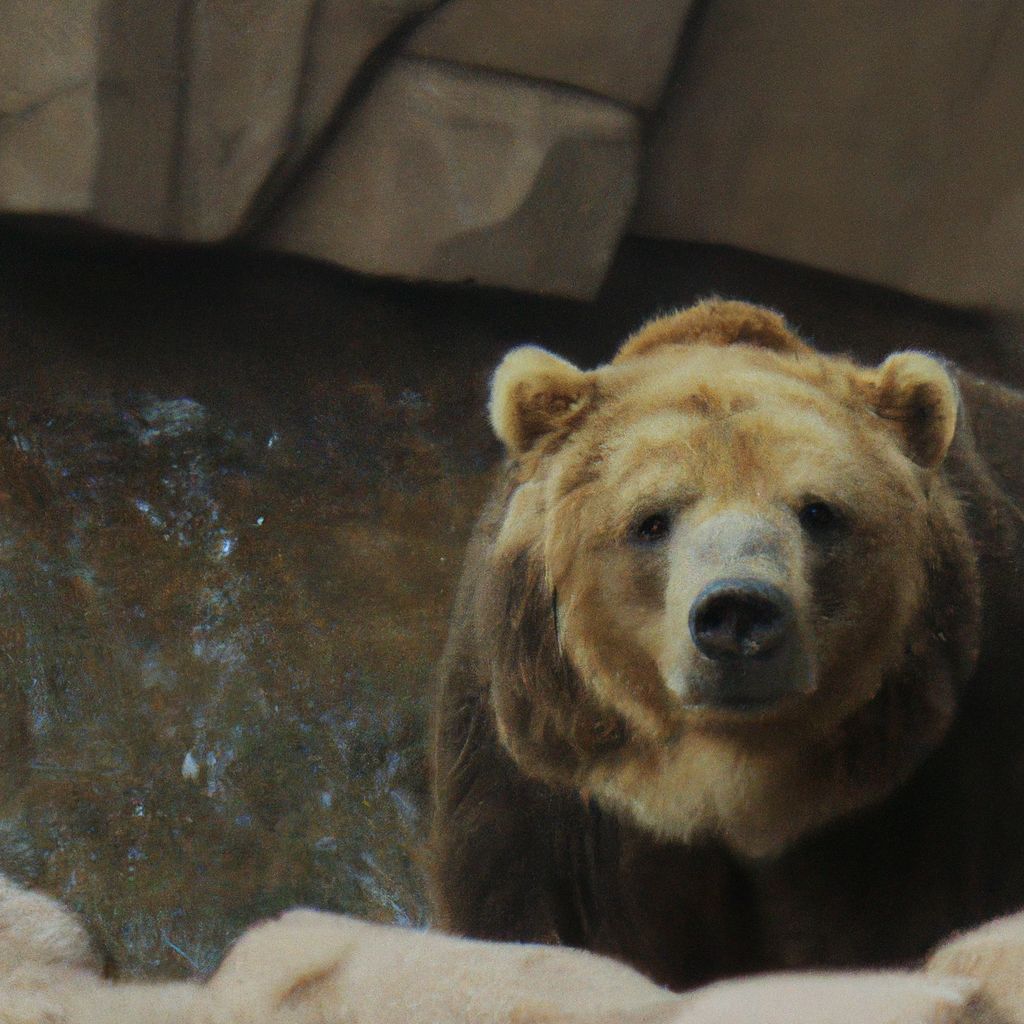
[488, 301, 970, 856]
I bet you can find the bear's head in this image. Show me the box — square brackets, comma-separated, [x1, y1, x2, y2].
[479, 300, 981, 857]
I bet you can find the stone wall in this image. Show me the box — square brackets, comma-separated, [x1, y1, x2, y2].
[2, 2, 1023, 305]
[1, 0, 692, 298]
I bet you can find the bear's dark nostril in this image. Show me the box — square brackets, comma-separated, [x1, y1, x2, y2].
[689, 579, 793, 661]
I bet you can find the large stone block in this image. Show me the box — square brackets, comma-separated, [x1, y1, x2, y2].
[93, 2, 183, 236]
[407, 0, 696, 109]
[295, 0, 437, 147]
[243, 0, 437, 231]
[9, 0, 434, 240]
[181, 0, 317, 239]
[634, 0, 1024, 310]
[143, 0, 432, 238]
[0, 0, 99, 213]
[266, 57, 640, 299]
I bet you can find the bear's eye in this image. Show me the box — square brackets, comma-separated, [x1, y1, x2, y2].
[798, 500, 838, 532]
[635, 513, 671, 543]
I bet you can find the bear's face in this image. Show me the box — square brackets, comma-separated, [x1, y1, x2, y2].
[482, 302, 979, 857]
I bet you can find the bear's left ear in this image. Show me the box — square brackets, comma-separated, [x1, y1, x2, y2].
[860, 352, 958, 469]
[489, 345, 594, 456]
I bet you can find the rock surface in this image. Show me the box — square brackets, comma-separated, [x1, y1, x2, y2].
[3, 3, 1024, 305]
[181, 0, 316, 239]
[0, 0, 99, 214]
[0, 0, 692, 299]
[266, 56, 641, 297]
[634, 0, 1024, 310]
[406, 0, 697, 109]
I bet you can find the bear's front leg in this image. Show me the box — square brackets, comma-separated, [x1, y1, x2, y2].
[430, 729, 583, 944]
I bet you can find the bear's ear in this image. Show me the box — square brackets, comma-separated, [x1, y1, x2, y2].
[860, 352, 958, 469]
[613, 299, 811, 363]
[489, 345, 593, 455]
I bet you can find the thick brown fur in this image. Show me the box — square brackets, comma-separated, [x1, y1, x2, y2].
[430, 299, 1024, 990]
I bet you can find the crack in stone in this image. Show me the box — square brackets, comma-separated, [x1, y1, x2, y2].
[0, 79, 91, 126]
[240, 0, 453, 238]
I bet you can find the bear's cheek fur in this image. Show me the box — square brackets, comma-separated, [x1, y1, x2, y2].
[550, 532, 682, 742]
[808, 558, 919, 724]
[550, 496, 928, 744]
[577, 512, 938, 857]
[800, 492, 933, 727]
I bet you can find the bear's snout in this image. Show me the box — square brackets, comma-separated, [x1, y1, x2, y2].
[678, 577, 813, 712]
[689, 578, 793, 661]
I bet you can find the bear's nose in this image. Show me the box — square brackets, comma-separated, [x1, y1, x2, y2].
[689, 579, 793, 660]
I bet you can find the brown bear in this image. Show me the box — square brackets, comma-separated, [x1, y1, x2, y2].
[429, 299, 1024, 990]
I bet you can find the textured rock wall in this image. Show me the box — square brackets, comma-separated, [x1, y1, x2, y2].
[6, 2, 1023, 306]
[0, 1, 100, 214]
[266, 57, 640, 297]
[1, 0, 694, 299]
[634, 0, 1024, 311]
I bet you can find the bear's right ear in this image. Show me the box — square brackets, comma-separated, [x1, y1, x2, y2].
[489, 346, 593, 456]
[858, 352, 959, 470]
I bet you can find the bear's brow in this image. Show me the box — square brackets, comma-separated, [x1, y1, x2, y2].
[676, 389, 758, 417]
[678, 387, 719, 415]
[554, 449, 605, 500]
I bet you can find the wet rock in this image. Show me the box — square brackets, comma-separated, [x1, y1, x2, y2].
[407, 0, 696, 109]
[0, 377, 442, 973]
[267, 57, 641, 299]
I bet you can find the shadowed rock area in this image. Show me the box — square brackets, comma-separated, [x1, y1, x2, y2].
[0, 225, 1011, 977]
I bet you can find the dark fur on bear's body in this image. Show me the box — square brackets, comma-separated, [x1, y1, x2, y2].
[430, 358, 1024, 991]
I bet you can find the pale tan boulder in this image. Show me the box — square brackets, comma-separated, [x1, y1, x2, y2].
[4, 1, 1024, 307]
[406, 0, 696, 110]
[92, 2, 183, 235]
[0, 3, 648, 299]
[177, 0, 438, 239]
[0, 872, 197, 1024]
[202, 910, 982, 1024]
[0, 870, 997, 1024]
[266, 56, 640, 298]
[674, 972, 980, 1024]
[633, 0, 1024, 311]
[293, 0, 438, 151]
[0, 0, 99, 214]
[98, 0, 433, 240]
[179, 0, 317, 239]
[1, 0, 434, 242]
[928, 911, 1024, 1023]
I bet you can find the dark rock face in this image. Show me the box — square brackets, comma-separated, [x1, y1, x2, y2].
[0, 227, 1009, 977]
[0, 234, 500, 975]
